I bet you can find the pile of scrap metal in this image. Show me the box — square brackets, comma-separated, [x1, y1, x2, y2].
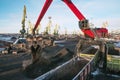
[1, 35, 56, 54]
[1, 38, 27, 54]
[23, 38, 102, 78]
[24, 45, 74, 78]
[34, 46, 99, 80]
[0, 40, 14, 54]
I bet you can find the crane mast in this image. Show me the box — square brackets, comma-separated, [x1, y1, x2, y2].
[20, 5, 27, 38]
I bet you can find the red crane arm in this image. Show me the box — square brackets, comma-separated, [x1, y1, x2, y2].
[33, 0, 97, 39]
[33, 0, 85, 34]
[62, 0, 85, 21]
[62, 0, 95, 39]
[33, 0, 53, 34]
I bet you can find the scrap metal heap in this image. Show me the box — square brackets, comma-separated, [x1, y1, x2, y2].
[0, 1, 120, 80]
[0, 0, 110, 79]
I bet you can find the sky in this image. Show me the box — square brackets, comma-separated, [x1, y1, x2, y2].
[0, 0, 120, 34]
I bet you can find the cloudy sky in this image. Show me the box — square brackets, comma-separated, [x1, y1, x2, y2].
[0, 0, 120, 33]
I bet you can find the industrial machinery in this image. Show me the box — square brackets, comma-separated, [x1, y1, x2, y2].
[20, 5, 27, 38]
[32, 0, 108, 39]
[30, 0, 109, 72]
[31, 0, 109, 66]
[23, 1, 112, 79]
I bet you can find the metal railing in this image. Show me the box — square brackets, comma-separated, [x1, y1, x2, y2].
[72, 49, 100, 80]
[35, 47, 95, 80]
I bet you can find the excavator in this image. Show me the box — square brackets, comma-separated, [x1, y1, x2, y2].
[32, 0, 108, 39]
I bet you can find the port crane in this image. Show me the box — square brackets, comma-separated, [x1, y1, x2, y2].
[20, 5, 27, 38]
[31, 0, 108, 70]
[33, 0, 108, 39]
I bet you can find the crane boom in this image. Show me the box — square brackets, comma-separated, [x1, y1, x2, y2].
[33, 0, 53, 34]
[62, 0, 85, 21]
[62, 0, 95, 39]
[33, 0, 108, 39]
[33, 0, 86, 34]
